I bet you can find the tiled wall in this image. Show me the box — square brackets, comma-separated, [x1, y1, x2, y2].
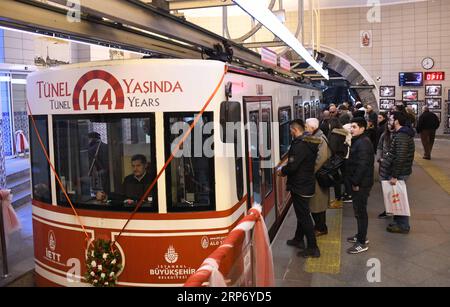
[188, 0, 450, 134]
[3, 30, 35, 65]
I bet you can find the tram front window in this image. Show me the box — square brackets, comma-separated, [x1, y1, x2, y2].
[53, 114, 157, 212]
[164, 112, 215, 212]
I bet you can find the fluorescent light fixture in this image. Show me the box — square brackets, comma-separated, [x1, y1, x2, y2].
[232, 0, 329, 80]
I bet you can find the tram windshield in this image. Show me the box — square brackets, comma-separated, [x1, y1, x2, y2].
[53, 113, 158, 212]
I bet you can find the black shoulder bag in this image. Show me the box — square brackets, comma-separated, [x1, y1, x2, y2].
[315, 136, 346, 188]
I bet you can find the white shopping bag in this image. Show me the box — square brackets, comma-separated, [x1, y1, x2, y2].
[381, 180, 411, 216]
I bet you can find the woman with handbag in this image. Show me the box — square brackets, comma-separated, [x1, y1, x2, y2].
[328, 118, 351, 209]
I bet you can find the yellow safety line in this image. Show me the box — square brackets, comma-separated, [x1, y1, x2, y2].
[305, 208, 342, 274]
[414, 152, 450, 195]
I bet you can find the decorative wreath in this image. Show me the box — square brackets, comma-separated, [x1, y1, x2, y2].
[85, 239, 122, 287]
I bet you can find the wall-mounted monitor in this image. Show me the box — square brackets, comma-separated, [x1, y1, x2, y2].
[399, 72, 423, 86]
[402, 90, 419, 102]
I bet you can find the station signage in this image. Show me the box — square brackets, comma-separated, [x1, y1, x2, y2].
[26, 60, 226, 115]
[260, 47, 278, 66]
[424, 72, 445, 81]
[279, 56, 290, 71]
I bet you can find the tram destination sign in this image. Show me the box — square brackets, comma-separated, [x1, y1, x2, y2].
[26, 60, 226, 115]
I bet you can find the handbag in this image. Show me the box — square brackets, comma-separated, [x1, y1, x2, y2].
[315, 137, 345, 188]
[381, 180, 411, 216]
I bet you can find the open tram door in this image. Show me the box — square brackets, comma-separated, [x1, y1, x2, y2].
[243, 97, 276, 230]
[293, 96, 304, 121]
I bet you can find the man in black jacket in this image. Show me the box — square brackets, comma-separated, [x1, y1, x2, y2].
[386, 112, 415, 234]
[416, 106, 440, 160]
[346, 117, 374, 254]
[281, 119, 321, 258]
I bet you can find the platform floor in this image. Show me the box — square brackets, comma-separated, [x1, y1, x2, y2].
[272, 138, 450, 287]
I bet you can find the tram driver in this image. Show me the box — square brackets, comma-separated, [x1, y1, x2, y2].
[96, 154, 152, 205]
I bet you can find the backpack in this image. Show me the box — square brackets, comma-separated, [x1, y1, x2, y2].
[315, 138, 345, 188]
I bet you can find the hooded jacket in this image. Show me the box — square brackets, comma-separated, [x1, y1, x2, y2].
[346, 133, 375, 188]
[388, 126, 415, 178]
[281, 134, 320, 197]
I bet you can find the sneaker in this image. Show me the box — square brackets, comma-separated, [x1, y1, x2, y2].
[378, 211, 388, 219]
[315, 229, 328, 237]
[347, 243, 369, 254]
[387, 224, 410, 234]
[329, 199, 343, 209]
[342, 195, 352, 203]
[347, 235, 369, 244]
[286, 239, 306, 249]
[298, 247, 321, 258]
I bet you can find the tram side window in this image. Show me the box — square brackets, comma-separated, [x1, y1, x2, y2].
[278, 107, 292, 158]
[164, 112, 215, 212]
[53, 114, 157, 212]
[29, 116, 52, 203]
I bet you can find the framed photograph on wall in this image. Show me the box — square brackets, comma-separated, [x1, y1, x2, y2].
[380, 99, 395, 110]
[407, 102, 419, 115]
[380, 86, 395, 97]
[403, 90, 419, 102]
[425, 85, 442, 97]
[432, 111, 441, 122]
[425, 98, 442, 109]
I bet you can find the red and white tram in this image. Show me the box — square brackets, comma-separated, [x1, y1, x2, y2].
[26, 59, 322, 286]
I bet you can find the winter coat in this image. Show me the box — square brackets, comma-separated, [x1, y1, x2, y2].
[376, 131, 393, 179]
[346, 133, 375, 188]
[310, 130, 331, 213]
[319, 119, 330, 137]
[376, 119, 387, 147]
[416, 111, 440, 133]
[387, 126, 415, 178]
[282, 134, 320, 197]
[328, 128, 350, 159]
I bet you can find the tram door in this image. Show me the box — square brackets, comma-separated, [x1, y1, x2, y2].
[304, 101, 311, 119]
[293, 96, 304, 121]
[244, 98, 274, 217]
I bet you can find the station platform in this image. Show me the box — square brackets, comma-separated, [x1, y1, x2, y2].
[272, 138, 450, 287]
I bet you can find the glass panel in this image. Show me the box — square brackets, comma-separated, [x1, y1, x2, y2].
[165, 112, 215, 212]
[29, 116, 52, 203]
[248, 110, 261, 205]
[278, 107, 291, 158]
[12, 82, 29, 150]
[261, 107, 273, 197]
[304, 102, 311, 119]
[294, 96, 303, 121]
[53, 114, 157, 212]
[1, 73, 13, 156]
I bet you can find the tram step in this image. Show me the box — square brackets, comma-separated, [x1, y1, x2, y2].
[11, 189, 31, 209]
[7, 177, 31, 197]
[5, 168, 30, 185]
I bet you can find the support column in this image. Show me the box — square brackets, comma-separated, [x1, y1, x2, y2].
[0, 87, 6, 190]
[0, 29, 6, 190]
